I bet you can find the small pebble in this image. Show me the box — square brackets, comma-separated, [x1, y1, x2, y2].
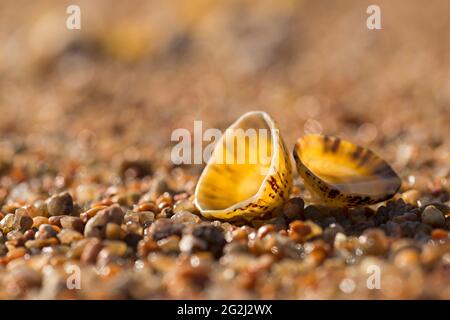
[12, 210, 33, 232]
[400, 189, 421, 206]
[35, 224, 58, 240]
[80, 240, 103, 264]
[60, 216, 84, 233]
[57, 229, 84, 245]
[46, 192, 74, 216]
[421, 205, 446, 228]
[282, 197, 304, 220]
[105, 223, 125, 240]
[359, 228, 389, 256]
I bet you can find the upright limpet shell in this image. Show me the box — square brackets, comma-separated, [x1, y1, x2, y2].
[293, 134, 401, 206]
[195, 111, 293, 220]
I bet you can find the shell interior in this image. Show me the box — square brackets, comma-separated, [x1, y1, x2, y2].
[196, 112, 275, 211]
[294, 135, 401, 205]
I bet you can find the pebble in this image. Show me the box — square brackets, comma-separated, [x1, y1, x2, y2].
[137, 202, 159, 213]
[124, 233, 142, 247]
[57, 229, 84, 245]
[84, 205, 124, 238]
[137, 238, 158, 258]
[6, 230, 24, 241]
[431, 229, 448, 240]
[23, 229, 36, 241]
[148, 219, 185, 241]
[35, 224, 58, 240]
[0, 214, 15, 233]
[173, 199, 198, 214]
[323, 223, 345, 243]
[105, 223, 125, 240]
[171, 211, 201, 225]
[191, 225, 226, 258]
[46, 192, 74, 216]
[12, 210, 33, 232]
[48, 216, 64, 227]
[60, 216, 84, 232]
[157, 235, 180, 253]
[80, 240, 103, 264]
[103, 240, 128, 256]
[32, 216, 49, 228]
[282, 197, 304, 220]
[288, 221, 311, 242]
[421, 205, 446, 227]
[303, 205, 325, 221]
[400, 189, 422, 206]
[358, 228, 389, 256]
[124, 210, 155, 227]
[256, 224, 275, 239]
[179, 234, 208, 254]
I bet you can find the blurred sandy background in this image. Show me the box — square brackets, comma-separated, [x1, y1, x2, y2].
[0, 0, 449, 183]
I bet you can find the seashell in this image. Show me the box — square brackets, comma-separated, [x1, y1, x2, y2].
[293, 134, 401, 206]
[195, 111, 293, 220]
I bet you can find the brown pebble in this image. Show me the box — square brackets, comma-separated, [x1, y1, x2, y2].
[257, 225, 275, 239]
[421, 205, 446, 228]
[32, 216, 49, 228]
[105, 223, 125, 240]
[80, 206, 107, 223]
[431, 229, 448, 240]
[23, 229, 35, 241]
[137, 238, 158, 258]
[46, 192, 74, 216]
[60, 216, 84, 233]
[138, 202, 159, 213]
[57, 229, 84, 245]
[84, 205, 124, 238]
[282, 197, 305, 220]
[12, 210, 33, 232]
[288, 221, 312, 242]
[400, 189, 421, 206]
[6, 248, 27, 262]
[80, 240, 103, 264]
[359, 228, 389, 256]
[35, 224, 58, 240]
[48, 216, 64, 227]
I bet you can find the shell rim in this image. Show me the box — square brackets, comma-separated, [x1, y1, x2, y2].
[194, 110, 282, 217]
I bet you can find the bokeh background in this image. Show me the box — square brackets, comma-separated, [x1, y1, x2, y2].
[0, 0, 449, 184]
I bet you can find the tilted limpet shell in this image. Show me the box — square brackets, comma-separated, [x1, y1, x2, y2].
[194, 111, 293, 220]
[293, 134, 401, 206]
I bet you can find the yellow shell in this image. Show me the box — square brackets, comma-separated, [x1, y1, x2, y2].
[293, 134, 401, 206]
[195, 111, 293, 220]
